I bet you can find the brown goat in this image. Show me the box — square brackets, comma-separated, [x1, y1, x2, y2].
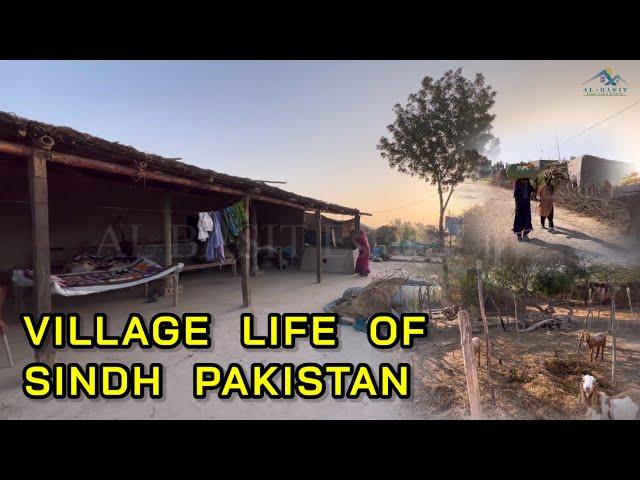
[581, 332, 607, 362]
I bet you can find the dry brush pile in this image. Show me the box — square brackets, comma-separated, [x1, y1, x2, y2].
[414, 333, 613, 419]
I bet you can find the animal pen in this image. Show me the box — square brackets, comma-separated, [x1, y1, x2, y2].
[0, 112, 368, 364]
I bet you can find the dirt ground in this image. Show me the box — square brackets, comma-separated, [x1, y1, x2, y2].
[0, 260, 432, 420]
[464, 182, 640, 266]
[411, 305, 640, 419]
[2, 180, 637, 420]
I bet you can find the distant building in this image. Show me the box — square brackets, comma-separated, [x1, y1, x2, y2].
[568, 155, 635, 188]
[445, 216, 463, 236]
[530, 160, 558, 170]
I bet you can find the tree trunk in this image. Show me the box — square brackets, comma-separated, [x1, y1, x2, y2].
[437, 184, 445, 247]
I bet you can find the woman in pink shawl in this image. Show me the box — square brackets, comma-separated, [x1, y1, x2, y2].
[353, 229, 371, 277]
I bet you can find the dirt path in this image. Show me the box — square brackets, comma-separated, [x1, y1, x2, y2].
[465, 183, 640, 266]
[0, 261, 430, 420]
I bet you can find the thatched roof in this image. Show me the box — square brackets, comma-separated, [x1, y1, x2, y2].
[0, 111, 363, 216]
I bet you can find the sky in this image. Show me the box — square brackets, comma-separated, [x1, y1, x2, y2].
[2, 60, 639, 227]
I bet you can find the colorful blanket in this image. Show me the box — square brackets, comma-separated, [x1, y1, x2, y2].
[12, 258, 183, 297]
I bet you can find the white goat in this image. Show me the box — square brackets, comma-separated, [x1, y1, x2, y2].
[579, 374, 640, 420]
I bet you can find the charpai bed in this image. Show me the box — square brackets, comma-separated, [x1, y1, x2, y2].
[12, 256, 183, 305]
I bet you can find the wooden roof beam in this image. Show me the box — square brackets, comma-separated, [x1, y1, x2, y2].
[0, 140, 362, 216]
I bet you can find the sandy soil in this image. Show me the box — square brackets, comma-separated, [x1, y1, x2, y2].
[0, 261, 432, 420]
[464, 182, 640, 266]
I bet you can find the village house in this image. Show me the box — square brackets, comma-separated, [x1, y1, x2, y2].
[0, 111, 367, 363]
[568, 154, 635, 190]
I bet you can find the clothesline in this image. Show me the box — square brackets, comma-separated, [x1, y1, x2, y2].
[197, 201, 248, 264]
[0, 199, 241, 216]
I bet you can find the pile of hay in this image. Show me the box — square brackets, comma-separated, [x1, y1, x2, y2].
[331, 277, 406, 319]
[415, 340, 610, 419]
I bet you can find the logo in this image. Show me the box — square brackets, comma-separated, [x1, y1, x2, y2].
[583, 67, 630, 96]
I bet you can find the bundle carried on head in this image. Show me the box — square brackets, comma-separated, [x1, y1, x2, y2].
[506, 162, 537, 181]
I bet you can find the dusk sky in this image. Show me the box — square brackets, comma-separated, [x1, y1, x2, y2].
[2, 60, 639, 226]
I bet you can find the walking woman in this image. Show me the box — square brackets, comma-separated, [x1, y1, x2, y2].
[537, 178, 555, 232]
[513, 178, 536, 241]
[353, 229, 371, 276]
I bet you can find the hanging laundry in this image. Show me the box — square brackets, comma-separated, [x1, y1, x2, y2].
[219, 209, 231, 242]
[197, 212, 214, 242]
[230, 201, 249, 231]
[223, 207, 239, 237]
[207, 211, 226, 263]
[214, 201, 248, 240]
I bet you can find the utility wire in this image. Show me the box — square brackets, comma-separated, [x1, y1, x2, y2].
[560, 98, 640, 146]
[370, 191, 440, 214]
[529, 98, 640, 161]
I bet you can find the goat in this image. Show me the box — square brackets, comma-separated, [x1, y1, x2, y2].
[579, 375, 640, 420]
[580, 332, 607, 362]
[471, 337, 482, 367]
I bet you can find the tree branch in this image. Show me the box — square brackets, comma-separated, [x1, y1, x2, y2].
[442, 185, 456, 213]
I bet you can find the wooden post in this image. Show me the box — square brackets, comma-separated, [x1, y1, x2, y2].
[490, 295, 506, 332]
[250, 202, 259, 276]
[576, 288, 593, 354]
[588, 287, 593, 331]
[0, 286, 14, 367]
[427, 286, 433, 327]
[163, 194, 172, 267]
[627, 287, 635, 321]
[596, 289, 604, 323]
[457, 310, 482, 419]
[28, 150, 55, 364]
[240, 196, 251, 307]
[513, 294, 520, 345]
[476, 259, 495, 405]
[163, 194, 173, 296]
[354, 213, 361, 233]
[442, 257, 449, 291]
[611, 283, 617, 384]
[316, 208, 322, 283]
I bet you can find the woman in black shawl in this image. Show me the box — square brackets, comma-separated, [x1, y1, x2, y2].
[513, 178, 536, 241]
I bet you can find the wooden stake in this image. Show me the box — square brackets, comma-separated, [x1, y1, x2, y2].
[576, 288, 594, 354]
[457, 310, 482, 419]
[627, 287, 635, 321]
[513, 294, 520, 345]
[240, 196, 251, 307]
[596, 290, 604, 323]
[476, 259, 495, 406]
[427, 286, 433, 327]
[611, 283, 617, 384]
[490, 294, 506, 332]
[28, 150, 55, 365]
